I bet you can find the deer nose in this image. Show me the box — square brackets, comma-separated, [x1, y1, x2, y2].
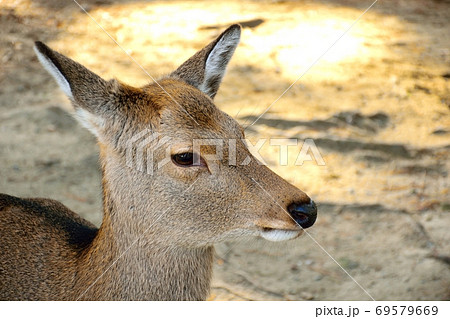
[287, 200, 317, 229]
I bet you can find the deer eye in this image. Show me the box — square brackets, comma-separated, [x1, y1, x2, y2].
[172, 152, 194, 166]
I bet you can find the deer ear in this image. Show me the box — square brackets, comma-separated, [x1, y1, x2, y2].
[170, 24, 241, 99]
[34, 41, 118, 137]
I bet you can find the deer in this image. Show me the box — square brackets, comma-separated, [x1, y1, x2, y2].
[0, 25, 317, 300]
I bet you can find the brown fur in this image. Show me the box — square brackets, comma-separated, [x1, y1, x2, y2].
[0, 25, 315, 300]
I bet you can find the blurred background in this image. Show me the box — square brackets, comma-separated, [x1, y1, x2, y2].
[0, 0, 449, 300]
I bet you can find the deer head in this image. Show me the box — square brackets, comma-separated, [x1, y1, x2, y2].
[34, 25, 317, 249]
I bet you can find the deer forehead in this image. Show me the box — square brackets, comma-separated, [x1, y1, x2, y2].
[137, 79, 242, 138]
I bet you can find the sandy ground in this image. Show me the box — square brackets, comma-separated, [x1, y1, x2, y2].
[0, 0, 449, 300]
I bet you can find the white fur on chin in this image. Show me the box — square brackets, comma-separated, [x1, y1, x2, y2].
[259, 229, 302, 242]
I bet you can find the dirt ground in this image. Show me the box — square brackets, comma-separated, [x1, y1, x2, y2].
[0, 0, 449, 300]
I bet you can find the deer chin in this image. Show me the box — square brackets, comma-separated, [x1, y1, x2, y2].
[259, 228, 303, 242]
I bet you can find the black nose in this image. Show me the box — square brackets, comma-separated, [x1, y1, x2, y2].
[287, 200, 317, 229]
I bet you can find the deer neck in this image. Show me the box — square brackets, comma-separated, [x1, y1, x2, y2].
[77, 157, 214, 300]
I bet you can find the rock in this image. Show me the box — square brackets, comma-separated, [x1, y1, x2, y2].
[338, 257, 360, 270]
[200, 19, 265, 30]
[432, 128, 449, 135]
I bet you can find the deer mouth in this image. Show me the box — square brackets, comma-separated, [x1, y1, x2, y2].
[259, 228, 303, 242]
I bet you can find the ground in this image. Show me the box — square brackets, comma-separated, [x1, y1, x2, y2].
[0, 0, 449, 300]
